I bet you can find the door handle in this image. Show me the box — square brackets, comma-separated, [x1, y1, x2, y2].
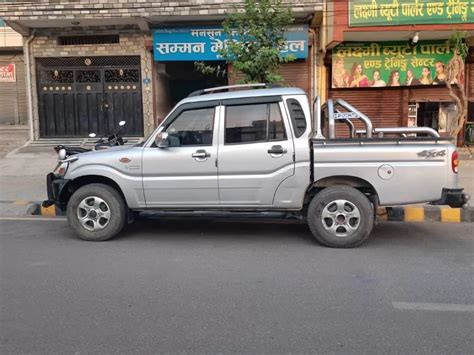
[192, 149, 210, 159]
[267, 145, 287, 155]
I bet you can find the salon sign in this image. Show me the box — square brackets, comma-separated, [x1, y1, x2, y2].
[153, 25, 308, 61]
[331, 41, 463, 89]
[0, 64, 15, 82]
[349, 0, 474, 26]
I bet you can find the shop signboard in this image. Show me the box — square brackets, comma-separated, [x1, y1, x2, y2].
[331, 41, 464, 89]
[349, 0, 474, 27]
[0, 63, 16, 82]
[153, 25, 308, 61]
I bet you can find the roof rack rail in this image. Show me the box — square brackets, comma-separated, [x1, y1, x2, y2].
[187, 83, 281, 97]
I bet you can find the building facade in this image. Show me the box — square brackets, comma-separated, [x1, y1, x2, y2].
[323, 0, 474, 144]
[0, 19, 27, 126]
[0, 0, 323, 141]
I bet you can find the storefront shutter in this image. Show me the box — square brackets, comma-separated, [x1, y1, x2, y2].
[328, 88, 404, 137]
[407, 86, 455, 103]
[0, 55, 27, 125]
[279, 59, 311, 96]
[468, 63, 474, 101]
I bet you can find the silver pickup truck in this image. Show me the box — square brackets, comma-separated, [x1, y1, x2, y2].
[44, 84, 468, 247]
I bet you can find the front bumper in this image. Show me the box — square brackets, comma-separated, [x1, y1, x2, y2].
[42, 172, 69, 211]
[430, 188, 470, 208]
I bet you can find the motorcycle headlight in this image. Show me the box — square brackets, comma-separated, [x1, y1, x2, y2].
[58, 148, 67, 160]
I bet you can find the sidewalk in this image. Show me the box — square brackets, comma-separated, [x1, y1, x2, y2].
[0, 144, 473, 217]
[0, 146, 57, 216]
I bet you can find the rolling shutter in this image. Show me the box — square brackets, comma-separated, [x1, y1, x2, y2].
[279, 59, 311, 96]
[468, 63, 474, 101]
[328, 88, 404, 137]
[0, 54, 27, 125]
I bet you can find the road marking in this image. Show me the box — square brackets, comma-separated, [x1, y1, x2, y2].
[0, 216, 66, 222]
[392, 302, 474, 313]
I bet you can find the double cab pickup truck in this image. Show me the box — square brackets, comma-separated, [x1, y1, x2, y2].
[44, 83, 468, 248]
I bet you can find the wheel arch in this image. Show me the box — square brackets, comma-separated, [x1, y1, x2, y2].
[305, 175, 379, 206]
[59, 175, 127, 209]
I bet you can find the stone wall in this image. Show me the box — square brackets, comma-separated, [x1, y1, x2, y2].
[28, 29, 154, 139]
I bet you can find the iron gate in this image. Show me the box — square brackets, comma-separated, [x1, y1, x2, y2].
[37, 56, 143, 138]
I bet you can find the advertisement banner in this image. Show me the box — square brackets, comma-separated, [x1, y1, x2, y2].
[331, 41, 463, 89]
[0, 63, 16, 82]
[153, 25, 308, 61]
[349, 0, 474, 27]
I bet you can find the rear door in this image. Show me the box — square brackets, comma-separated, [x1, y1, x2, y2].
[217, 98, 295, 206]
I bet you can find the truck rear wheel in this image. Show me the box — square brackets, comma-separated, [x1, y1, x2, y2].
[67, 183, 126, 241]
[307, 186, 374, 248]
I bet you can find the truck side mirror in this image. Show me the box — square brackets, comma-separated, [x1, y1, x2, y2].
[155, 132, 170, 148]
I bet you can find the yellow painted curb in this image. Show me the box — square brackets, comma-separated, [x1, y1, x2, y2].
[377, 207, 388, 221]
[40, 204, 56, 217]
[440, 207, 461, 223]
[404, 207, 425, 222]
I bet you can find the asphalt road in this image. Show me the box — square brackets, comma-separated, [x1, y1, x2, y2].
[1, 218, 473, 354]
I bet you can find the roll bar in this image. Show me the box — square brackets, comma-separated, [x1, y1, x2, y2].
[313, 97, 439, 140]
[356, 127, 440, 138]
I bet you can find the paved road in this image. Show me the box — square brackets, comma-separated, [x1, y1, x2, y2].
[1, 218, 473, 354]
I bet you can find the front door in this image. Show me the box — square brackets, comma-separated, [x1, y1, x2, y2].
[37, 56, 143, 138]
[142, 104, 219, 207]
[217, 100, 295, 206]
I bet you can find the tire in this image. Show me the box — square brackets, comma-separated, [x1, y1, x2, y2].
[67, 183, 127, 241]
[307, 186, 374, 248]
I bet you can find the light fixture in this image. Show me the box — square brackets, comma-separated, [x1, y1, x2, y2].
[408, 32, 419, 47]
[412, 32, 419, 44]
[71, 21, 81, 26]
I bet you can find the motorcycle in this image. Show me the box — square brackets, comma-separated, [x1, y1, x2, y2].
[54, 121, 127, 160]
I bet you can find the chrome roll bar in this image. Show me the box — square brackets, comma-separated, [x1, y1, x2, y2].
[356, 127, 441, 138]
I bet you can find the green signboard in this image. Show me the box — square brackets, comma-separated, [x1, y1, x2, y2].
[349, 0, 474, 26]
[0, 19, 5, 27]
[332, 41, 463, 88]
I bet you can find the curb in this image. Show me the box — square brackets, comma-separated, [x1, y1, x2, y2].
[28, 201, 474, 223]
[28, 202, 63, 217]
[378, 206, 473, 223]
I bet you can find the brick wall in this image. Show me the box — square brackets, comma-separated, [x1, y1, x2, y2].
[28, 29, 154, 139]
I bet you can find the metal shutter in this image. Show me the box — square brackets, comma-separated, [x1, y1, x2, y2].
[329, 88, 404, 137]
[279, 59, 311, 96]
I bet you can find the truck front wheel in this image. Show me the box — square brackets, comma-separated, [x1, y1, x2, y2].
[307, 186, 374, 248]
[67, 183, 127, 241]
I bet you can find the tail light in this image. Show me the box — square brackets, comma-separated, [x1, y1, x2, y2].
[451, 151, 459, 173]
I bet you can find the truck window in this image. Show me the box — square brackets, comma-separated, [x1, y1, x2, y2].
[164, 108, 214, 146]
[225, 103, 286, 144]
[286, 99, 306, 138]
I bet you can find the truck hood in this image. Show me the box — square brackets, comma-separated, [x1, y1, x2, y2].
[65, 145, 143, 178]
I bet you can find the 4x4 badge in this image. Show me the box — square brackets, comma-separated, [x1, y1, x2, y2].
[417, 149, 446, 158]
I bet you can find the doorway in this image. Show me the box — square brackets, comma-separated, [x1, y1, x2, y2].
[37, 56, 144, 138]
[154, 61, 227, 123]
[416, 102, 457, 133]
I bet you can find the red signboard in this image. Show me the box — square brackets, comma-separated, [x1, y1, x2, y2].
[0, 64, 16, 82]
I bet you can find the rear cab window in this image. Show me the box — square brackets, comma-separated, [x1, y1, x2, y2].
[286, 98, 307, 138]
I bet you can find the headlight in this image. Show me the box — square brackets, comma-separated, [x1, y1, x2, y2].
[57, 162, 69, 176]
[58, 148, 67, 160]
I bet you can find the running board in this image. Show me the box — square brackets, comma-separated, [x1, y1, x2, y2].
[138, 210, 304, 221]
